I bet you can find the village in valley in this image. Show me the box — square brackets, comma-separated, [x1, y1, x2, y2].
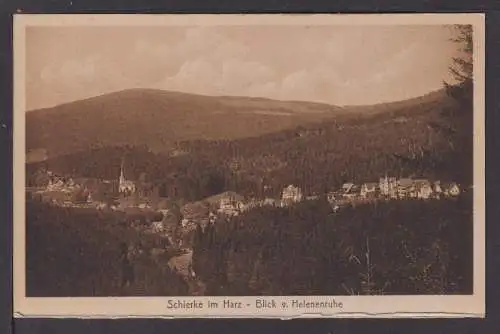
[27, 156, 464, 238]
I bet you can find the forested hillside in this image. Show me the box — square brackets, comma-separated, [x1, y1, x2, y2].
[27, 87, 472, 203]
[192, 194, 473, 295]
[26, 88, 343, 157]
[26, 199, 187, 296]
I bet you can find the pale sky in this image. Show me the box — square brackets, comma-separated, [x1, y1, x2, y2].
[25, 25, 458, 110]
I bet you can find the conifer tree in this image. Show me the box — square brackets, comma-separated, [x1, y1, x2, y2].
[445, 25, 474, 184]
[445, 24, 473, 114]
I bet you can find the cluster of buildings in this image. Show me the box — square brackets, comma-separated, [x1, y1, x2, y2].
[330, 175, 461, 203]
[197, 176, 462, 221]
[33, 172, 96, 207]
[179, 185, 316, 227]
[31, 158, 161, 210]
[32, 169, 118, 209]
[45, 176, 88, 196]
[29, 155, 464, 241]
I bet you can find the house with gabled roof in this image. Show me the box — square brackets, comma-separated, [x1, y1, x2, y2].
[442, 182, 461, 197]
[341, 183, 354, 194]
[342, 183, 360, 199]
[203, 191, 245, 216]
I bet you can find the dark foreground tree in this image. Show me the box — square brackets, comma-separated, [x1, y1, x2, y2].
[445, 25, 474, 185]
[445, 24, 473, 111]
[191, 197, 472, 296]
[418, 24, 474, 185]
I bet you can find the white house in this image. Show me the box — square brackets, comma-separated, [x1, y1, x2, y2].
[281, 185, 303, 203]
[342, 183, 359, 199]
[360, 183, 378, 198]
[379, 175, 398, 198]
[218, 192, 245, 216]
[443, 182, 461, 197]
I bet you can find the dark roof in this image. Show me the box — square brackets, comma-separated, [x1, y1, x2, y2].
[398, 178, 413, 187]
[414, 179, 431, 187]
[182, 201, 210, 219]
[204, 191, 244, 204]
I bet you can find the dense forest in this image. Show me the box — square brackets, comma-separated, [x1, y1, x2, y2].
[192, 194, 473, 295]
[26, 191, 473, 296]
[25, 198, 188, 296]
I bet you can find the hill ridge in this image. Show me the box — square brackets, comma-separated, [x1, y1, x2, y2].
[27, 87, 447, 113]
[26, 87, 450, 159]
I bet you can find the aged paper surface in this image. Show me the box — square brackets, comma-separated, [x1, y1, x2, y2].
[13, 13, 485, 318]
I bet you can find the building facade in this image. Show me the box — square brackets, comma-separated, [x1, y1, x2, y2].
[379, 175, 398, 198]
[118, 158, 136, 195]
[281, 185, 303, 205]
[360, 183, 378, 198]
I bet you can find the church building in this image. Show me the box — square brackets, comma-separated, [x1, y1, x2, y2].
[118, 158, 136, 196]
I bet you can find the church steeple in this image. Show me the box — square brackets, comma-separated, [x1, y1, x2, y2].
[119, 157, 126, 185]
[118, 156, 136, 195]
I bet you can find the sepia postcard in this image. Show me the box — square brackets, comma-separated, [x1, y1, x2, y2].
[13, 13, 485, 318]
